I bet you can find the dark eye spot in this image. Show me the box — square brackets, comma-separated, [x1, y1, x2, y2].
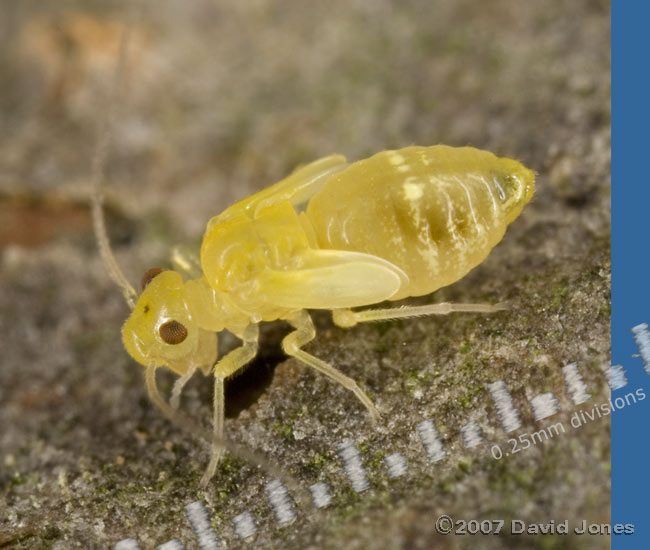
[159, 320, 188, 345]
[143, 305, 150, 314]
[141, 267, 164, 290]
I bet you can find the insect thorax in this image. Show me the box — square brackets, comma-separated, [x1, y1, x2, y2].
[200, 202, 314, 321]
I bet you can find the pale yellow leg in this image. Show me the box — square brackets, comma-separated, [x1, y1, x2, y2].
[170, 364, 198, 410]
[200, 324, 259, 488]
[332, 302, 508, 328]
[146, 364, 177, 421]
[145, 363, 211, 443]
[225, 155, 349, 218]
[170, 245, 203, 279]
[147, 363, 307, 496]
[282, 310, 380, 422]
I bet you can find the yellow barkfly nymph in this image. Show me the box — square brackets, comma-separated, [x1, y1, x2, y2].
[93, 144, 534, 486]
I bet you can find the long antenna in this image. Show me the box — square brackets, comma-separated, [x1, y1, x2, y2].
[90, 19, 138, 309]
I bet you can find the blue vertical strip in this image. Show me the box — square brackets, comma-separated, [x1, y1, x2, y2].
[612, 3, 650, 547]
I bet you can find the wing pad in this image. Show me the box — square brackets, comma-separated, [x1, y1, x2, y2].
[256, 249, 408, 309]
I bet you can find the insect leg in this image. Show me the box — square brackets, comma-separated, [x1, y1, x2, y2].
[170, 364, 198, 410]
[145, 363, 213, 443]
[170, 245, 202, 279]
[251, 155, 348, 214]
[201, 324, 259, 487]
[282, 310, 380, 422]
[332, 302, 508, 327]
[146, 362, 309, 495]
[221, 155, 349, 220]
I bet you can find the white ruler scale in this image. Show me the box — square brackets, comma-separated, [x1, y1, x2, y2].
[114, 360, 621, 548]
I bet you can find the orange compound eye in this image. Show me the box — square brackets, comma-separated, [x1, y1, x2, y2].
[159, 320, 188, 345]
[141, 267, 164, 290]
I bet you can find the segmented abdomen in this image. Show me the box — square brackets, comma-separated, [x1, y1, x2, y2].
[305, 145, 534, 300]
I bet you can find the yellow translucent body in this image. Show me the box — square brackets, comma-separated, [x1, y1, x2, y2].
[201, 145, 534, 308]
[122, 145, 534, 373]
[306, 146, 534, 299]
